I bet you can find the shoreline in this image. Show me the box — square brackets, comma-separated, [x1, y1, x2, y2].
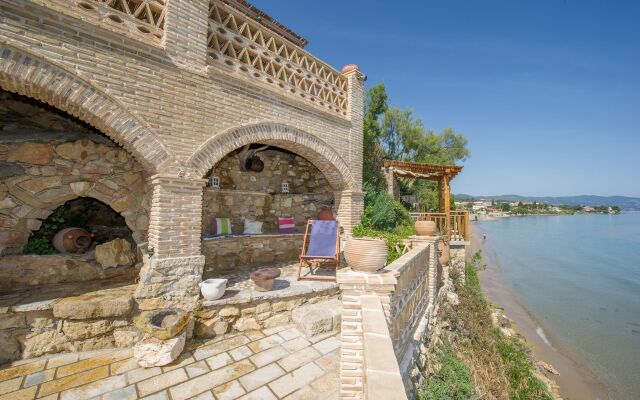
[469, 222, 612, 400]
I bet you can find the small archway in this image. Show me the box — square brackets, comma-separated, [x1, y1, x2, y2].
[0, 43, 174, 173]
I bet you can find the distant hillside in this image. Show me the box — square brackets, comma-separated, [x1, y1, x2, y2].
[455, 194, 640, 211]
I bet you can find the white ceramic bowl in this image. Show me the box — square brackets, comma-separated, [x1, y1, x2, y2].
[199, 278, 228, 300]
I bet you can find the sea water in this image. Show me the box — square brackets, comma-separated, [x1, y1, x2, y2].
[476, 213, 640, 399]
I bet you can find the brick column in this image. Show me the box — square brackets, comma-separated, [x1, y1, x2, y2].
[135, 175, 206, 311]
[163, 0, 210, 71]
[335, 190, 365, 238]
[342, 65, 366, 193]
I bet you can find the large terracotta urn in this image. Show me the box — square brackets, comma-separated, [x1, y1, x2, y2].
[344, 238, 388, 273]
[415, 220, 437, 236]
[438, 240, 450, 266]
[52, 228, 92, 254]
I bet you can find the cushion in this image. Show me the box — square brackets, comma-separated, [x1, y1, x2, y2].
[278, 217, 296, 234]
[212, 218, 231, 236]
[243, 219, 263, 235]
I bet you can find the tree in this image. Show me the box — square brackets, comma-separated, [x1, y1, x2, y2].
[361, 84, 470, 211]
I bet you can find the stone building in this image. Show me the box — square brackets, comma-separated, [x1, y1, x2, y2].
[0, 0, 366, 312]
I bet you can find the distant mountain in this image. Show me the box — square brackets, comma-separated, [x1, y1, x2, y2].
[455, 194, 640, 211]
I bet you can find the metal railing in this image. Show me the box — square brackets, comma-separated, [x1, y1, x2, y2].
[410, 211, 469, 242]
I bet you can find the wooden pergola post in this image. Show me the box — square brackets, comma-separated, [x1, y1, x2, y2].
[443, 174, 450, 239]
[437, 178, 443, 212]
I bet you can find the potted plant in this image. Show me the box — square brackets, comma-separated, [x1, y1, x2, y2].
[344, 237, 388, 272]
[414, 220, 437, 236]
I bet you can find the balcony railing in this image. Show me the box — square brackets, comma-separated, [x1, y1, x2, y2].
[410, 211, 470, 242]
[207, 0, 349, 116]
[70, 0, 166, 40]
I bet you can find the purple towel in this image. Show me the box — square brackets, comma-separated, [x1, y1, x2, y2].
[306, 220, 338, 257]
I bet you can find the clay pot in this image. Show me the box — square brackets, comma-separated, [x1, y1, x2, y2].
[438, 240, 450, 266]
[246, 156, 264, 172]
[250, 267, 281, 292]
[52, 228, 92, 254]
[415, 220, 437, 236]
[317, 208, 334, 220]
[344, 238, 388, 273]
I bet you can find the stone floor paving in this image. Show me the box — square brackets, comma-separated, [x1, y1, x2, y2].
[0, 325, 339, 400]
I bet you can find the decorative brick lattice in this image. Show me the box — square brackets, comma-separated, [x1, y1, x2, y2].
[71, 0, 167, 40]
[207, 0, 349, 115]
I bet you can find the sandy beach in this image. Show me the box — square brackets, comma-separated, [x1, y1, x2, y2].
[470, 222, 612, 400]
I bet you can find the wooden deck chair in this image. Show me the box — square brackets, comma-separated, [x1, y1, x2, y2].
[297, 220, 340, 282]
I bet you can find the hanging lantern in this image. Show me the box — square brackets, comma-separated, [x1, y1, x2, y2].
[281, 181, 289, 193]
[208, 175, 220, 188]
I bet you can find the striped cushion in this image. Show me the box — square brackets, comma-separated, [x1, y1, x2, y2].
[212, 218, 231, 236]
[278, 217, 296, 233]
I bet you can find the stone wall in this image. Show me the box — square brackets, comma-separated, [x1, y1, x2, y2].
[0, 286, 142, 364]
[194, 289, 339, 339]
[212, 149, 331, 194]
[202, 148, 333, 236]
[202, 234, 304, 274]
[0, 137, 149, 255]
[337, 236, 445, 399]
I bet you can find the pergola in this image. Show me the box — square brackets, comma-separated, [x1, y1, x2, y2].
[383, 160, 463, 238]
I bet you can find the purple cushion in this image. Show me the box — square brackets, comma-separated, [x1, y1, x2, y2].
[306, 220, 338, 257]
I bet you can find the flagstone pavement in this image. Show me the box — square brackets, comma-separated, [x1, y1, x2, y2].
[0, 325, 340, 400]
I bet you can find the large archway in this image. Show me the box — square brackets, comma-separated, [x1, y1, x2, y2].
[0, 43, 174, 173]
[188, 122, 357, 191]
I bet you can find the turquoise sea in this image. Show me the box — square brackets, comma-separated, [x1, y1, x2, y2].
[476, 213, 640, 399]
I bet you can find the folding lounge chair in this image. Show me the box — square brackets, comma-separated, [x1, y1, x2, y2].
[297, 220, 340, 282]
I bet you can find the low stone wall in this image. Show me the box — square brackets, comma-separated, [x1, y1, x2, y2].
[202, 234, 303, 274]
[194, 287, 339, 338]
[337, 236, 444, 399]
[0, 286, 142, 364]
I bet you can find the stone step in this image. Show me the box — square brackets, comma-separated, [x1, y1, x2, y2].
[292, 299, 342, 338]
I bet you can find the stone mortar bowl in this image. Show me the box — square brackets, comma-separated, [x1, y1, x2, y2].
[135, 308, 189, 340]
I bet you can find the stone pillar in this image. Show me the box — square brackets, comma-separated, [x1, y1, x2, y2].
[335, 190, 365, 238]
[343, 64, 366, 194]
[163, 0, 210, 71]
[383, 167, 400, 201]
[135, 175, 206, 311]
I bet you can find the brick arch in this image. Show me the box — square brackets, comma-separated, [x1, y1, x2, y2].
[188, 123, 356, 191]
[0, 44, 174, 173]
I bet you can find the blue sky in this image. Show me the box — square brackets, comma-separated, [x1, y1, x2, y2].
[251, 0, 640, 197]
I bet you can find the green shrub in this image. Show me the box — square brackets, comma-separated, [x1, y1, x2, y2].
[418, 343, 475, 400]
[23, 237, 55, 255]
[361, 188, 413, 232]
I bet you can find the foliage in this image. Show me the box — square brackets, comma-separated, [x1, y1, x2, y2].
[418, 343, 476, 400]
[22, 236, 55, 255]
[361, 186, 413, 232]
[419, 252, 553, 399]
[362, 84, 469, 210]
[351, 224, 415, 263]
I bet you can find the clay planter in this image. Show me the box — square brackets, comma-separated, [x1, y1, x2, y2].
[317, 208, 334, 220]
[344, 238, 388, 273]
[52, 228, 92, 254]
[250, 267, 281, 291]
[438, 240, 450, 266]
[415, 220, 437, 236]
